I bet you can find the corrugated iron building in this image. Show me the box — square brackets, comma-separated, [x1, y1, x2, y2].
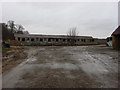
[112, 26, 120, 50]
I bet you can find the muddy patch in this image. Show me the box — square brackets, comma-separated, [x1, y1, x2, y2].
[2, 46, 118, 88]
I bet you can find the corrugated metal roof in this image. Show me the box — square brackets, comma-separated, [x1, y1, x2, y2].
[112, 26, 120, 35]
[14, 34, 93, 39]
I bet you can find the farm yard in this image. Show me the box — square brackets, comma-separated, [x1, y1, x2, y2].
[2, 45, 118, 88]
[1, 1, 119, 89]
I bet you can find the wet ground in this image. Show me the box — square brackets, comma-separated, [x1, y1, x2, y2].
[2, 46, 118, 88]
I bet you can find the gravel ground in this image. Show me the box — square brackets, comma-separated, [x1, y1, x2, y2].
[2, 45, 118, 88]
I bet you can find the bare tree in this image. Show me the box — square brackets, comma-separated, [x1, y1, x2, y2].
[67, 27, 78, 36]
[23, 31, 29, 34]
[7, 20, 15, 33]
[67, 27, 79, 45]
[15, 24, 25, 34]
[2, 20, 29, 41]
[15, 24, 24, 31]
[7, 21, 25, 34]
[15, 24, 29, 34]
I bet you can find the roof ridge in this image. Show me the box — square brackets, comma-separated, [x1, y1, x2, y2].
[112, 26, 120, 35]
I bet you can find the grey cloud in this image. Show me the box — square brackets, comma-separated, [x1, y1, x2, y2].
[2, 2, 118, 38]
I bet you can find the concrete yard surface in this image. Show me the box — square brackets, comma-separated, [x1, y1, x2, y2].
[2, 46, 118, 88]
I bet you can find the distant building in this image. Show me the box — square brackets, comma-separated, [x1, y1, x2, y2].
[14, 34, 98, 46]
[111, 26, 120, 50]
[94, 38, 106, 45]
[106, 37, 112, 46]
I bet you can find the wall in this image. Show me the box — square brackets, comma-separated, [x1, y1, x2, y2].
[15, 37, 97, 46]
[112, 35, 120, 50]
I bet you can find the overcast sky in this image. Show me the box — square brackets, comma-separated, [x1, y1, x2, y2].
[2, 2, 118, 38]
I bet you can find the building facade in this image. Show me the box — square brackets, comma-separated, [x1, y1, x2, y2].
[112, 26, 120, 50]
[14, 34, 98, 46]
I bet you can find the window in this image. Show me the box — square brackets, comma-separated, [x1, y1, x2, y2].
[48, 38, 51, 42]
[40, 38, 43, 42]
[81, 39, 84, 42]
[63, 39, 66, 42]
[91, 39, 94, 42]
[81, 39, 86, 42]
[18, 37, 20, 41]
[31, 38, 34, 41]
[22, 38, 25, 41]
[27, 38, 29, 41]
[75, 40, 76, 42]
[68, 39, 70, 42]
[52, 39, 55, 41]
[56, 39, 58, 42]
[84, 39, 86, 42]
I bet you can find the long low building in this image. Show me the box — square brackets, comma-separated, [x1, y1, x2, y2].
[14, 34, 102, 46]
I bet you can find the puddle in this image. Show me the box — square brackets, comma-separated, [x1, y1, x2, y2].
[29, 62, 79, 70]
[19, 61, 79, 70]
[49, 62, 79, 70]
[80, 63, 108, 75]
